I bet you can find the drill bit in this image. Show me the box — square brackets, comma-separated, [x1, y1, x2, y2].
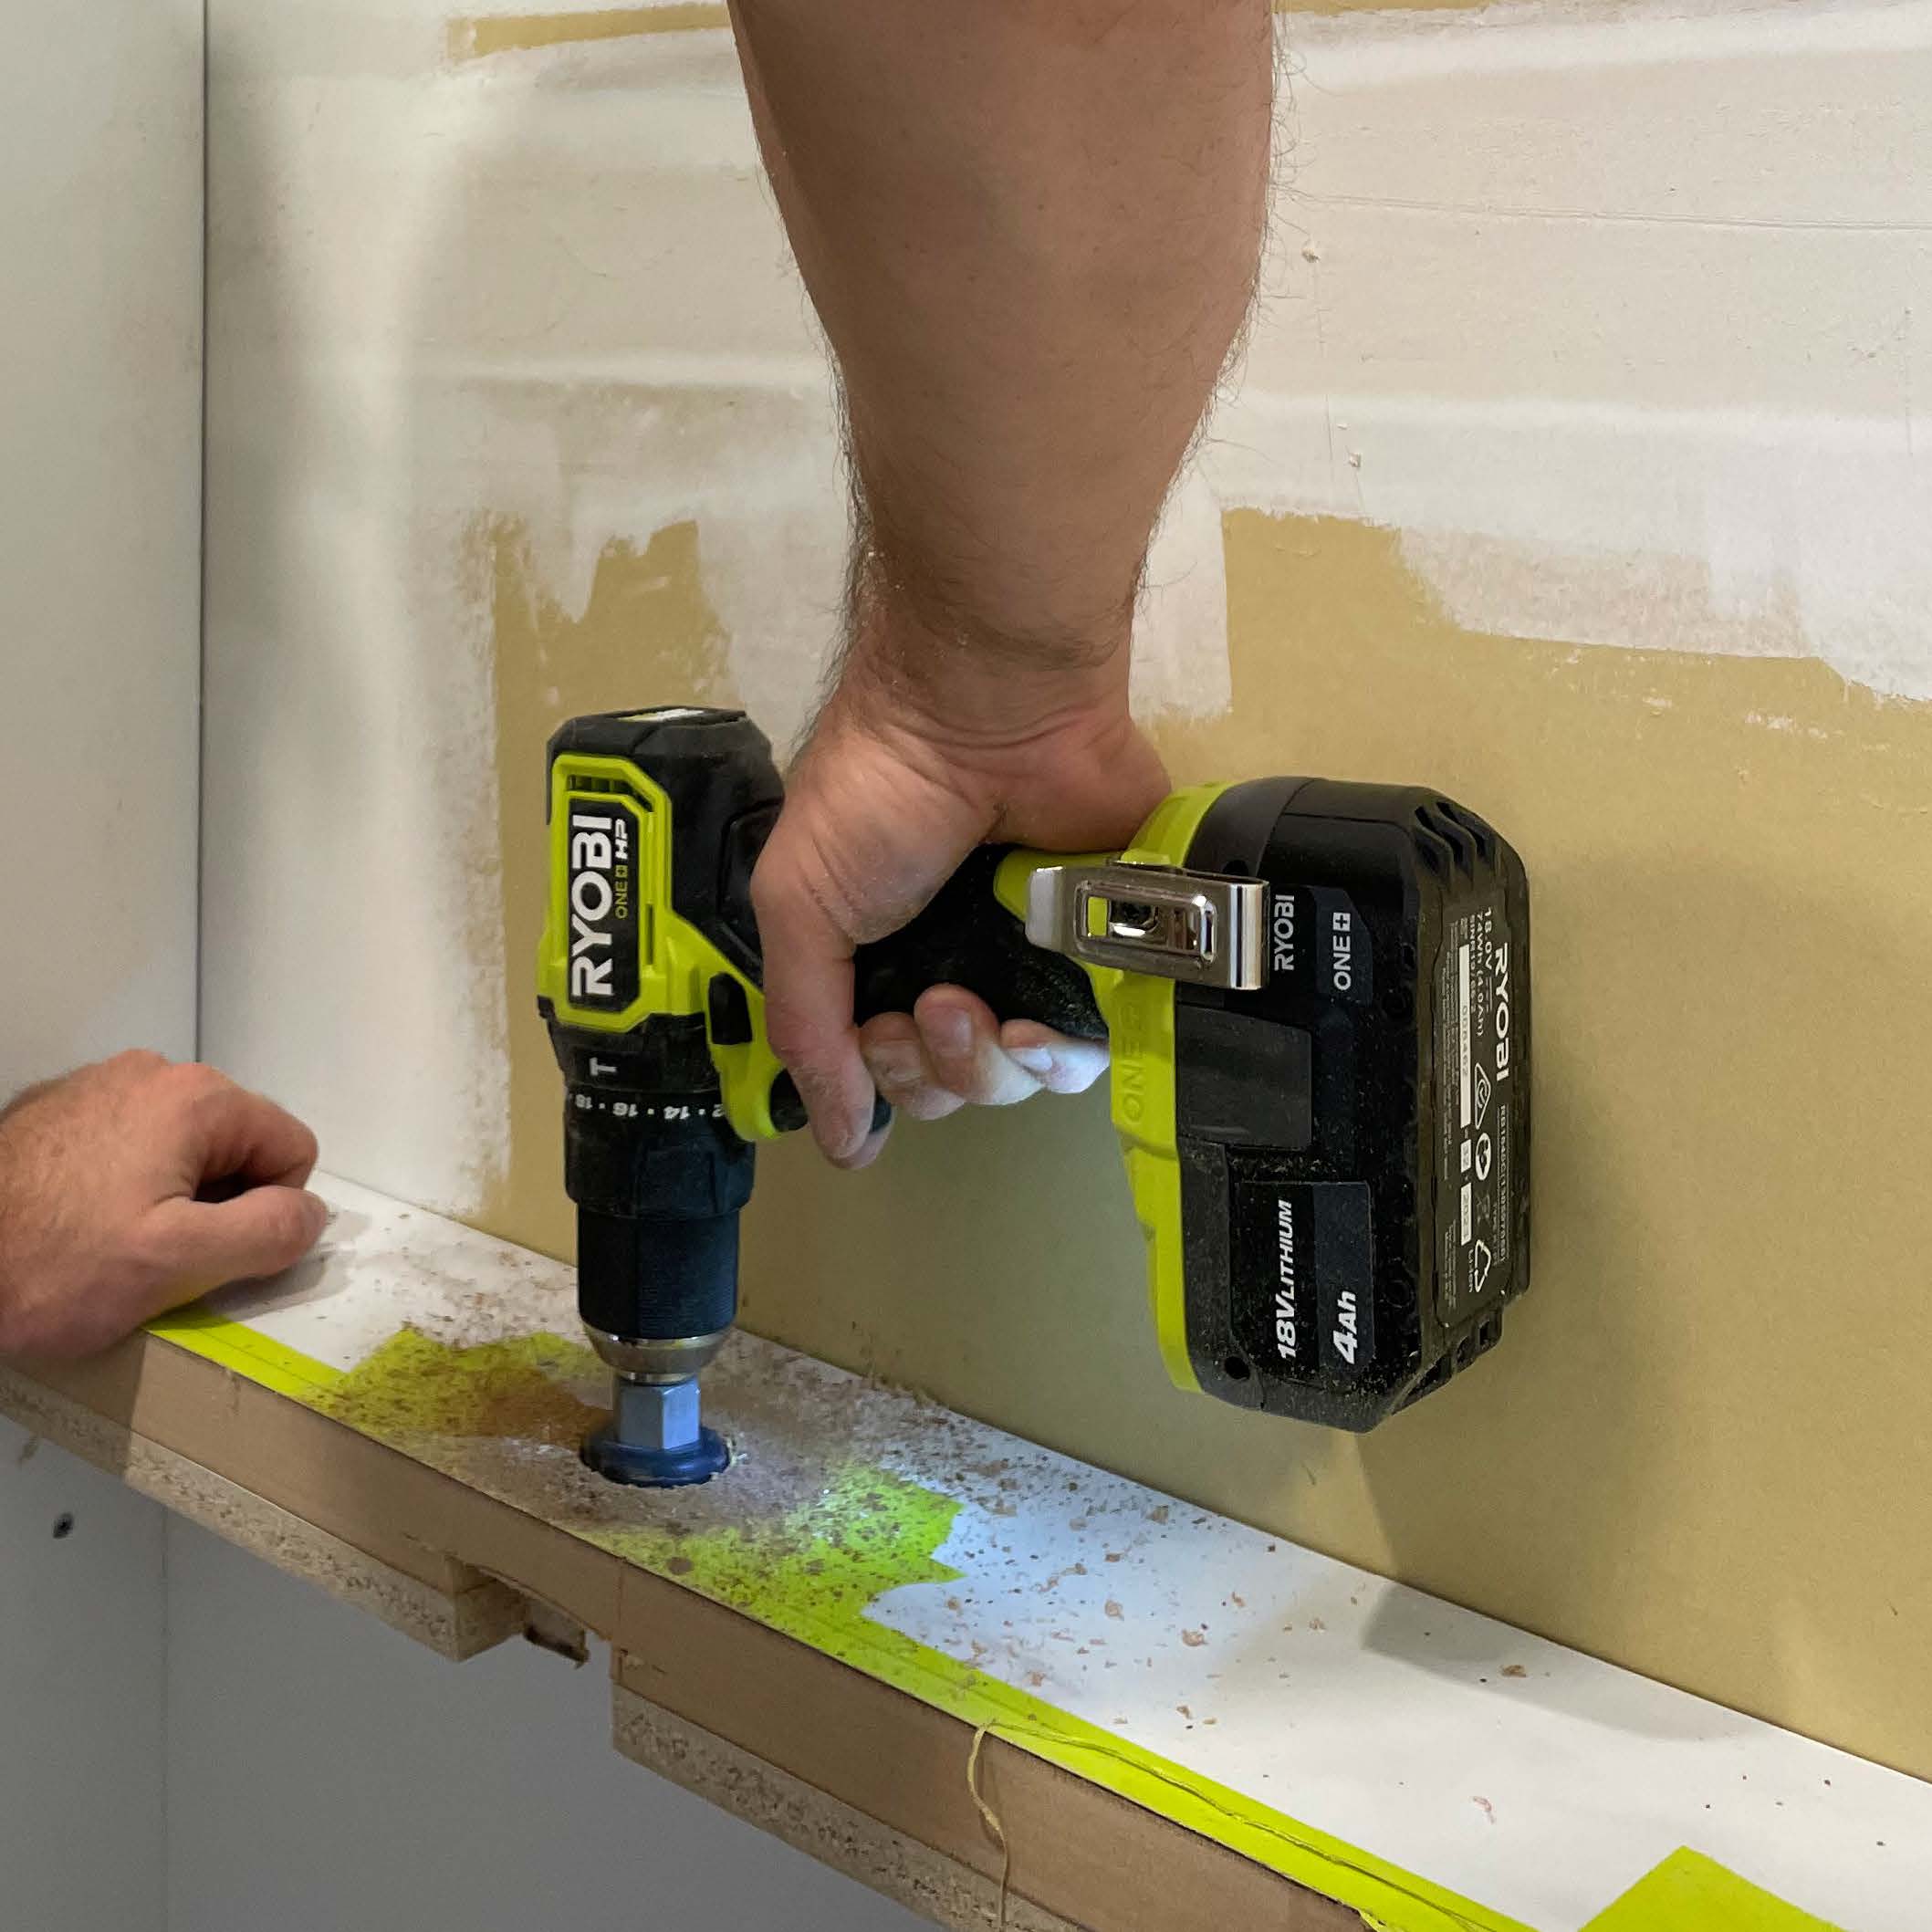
[580, 1331, 731, 1487]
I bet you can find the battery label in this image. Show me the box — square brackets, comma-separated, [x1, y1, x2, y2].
[1436, 900, 1517, 1321]
[1232, 1179, 1374, 1378]
[563, 794, 641, 1012]
[1266, 886, 1373, 1006]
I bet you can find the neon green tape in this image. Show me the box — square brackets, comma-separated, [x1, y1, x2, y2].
[1582, 1849, 1843, 1932]
[147, 1307, 343, 1400]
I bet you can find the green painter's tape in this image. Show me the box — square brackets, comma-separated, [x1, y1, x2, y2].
[147, 1306, 342, 1400]
[167, 1314, 1837, 1932]
[1582, 1850, 1843, 1932]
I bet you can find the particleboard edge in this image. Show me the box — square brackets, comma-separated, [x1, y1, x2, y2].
[615, 1628, 1363, 1932]
[612, 1681, 1088, 1932]
[0, 1359, 524, 1661]
[1, 1340, 1364, 1932]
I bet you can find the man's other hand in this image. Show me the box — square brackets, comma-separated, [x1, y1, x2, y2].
[0, 1051, 327, 1360]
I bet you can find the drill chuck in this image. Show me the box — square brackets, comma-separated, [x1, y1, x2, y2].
[580, 1376, 730, 1487]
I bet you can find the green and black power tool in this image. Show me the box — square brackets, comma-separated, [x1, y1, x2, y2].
[538, 706, 1530, 1486]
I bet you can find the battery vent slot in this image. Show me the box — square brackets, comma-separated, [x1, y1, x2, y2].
[1414, 802, 1477, 882]
[1436, 799, 1498, 865]
[1410, 815, 1456, 882]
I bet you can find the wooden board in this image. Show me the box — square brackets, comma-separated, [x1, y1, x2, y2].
[6, 1175, 1927, 1932]
[0, 1194, 1353, 1932]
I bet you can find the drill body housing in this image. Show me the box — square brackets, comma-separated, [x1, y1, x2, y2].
[538, 706, 1532, 1484]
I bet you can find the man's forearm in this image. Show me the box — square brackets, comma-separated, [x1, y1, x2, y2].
[726, 0, 1274, 699]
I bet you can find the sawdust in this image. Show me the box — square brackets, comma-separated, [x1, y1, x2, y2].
[311, 1235, 580, 1355]
[299, 1325, 967, 1641]
[300, 1319, 1313, 1770]
[310, 1328, 598, 1444]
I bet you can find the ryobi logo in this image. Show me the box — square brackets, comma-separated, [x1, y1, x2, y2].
[1492, 940, 1514, 1083]
[1271, 890, 1296, 974]
[565, 797, 640, 1009]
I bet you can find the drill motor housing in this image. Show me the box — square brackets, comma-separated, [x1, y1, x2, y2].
[537, 712, 779, 1404]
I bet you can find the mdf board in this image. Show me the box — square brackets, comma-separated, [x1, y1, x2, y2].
[0, 0, 204, 1090]
[10, 1177, 1928, 1932]
[197, 0, 1932, 1786]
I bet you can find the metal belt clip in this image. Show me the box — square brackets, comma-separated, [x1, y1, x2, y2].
[1026, 862, 1268, 990]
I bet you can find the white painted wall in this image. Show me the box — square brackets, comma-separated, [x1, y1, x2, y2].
[1237, 2, 1932, 699]
[164, 1519, 928, 1932]
[0, 0, 204, 1096]
[1, 2, 202, 1926]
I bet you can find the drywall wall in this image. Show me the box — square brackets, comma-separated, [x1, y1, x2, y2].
[164, 1516, 928, 1932]
[199, 0, 1932, 1781]
[0, 0, 204, 1096]
[0, 3, 200, 1924]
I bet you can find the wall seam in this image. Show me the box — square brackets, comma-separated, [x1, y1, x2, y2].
[192, 0, 211, 1070]
[168, 3, 212, 1923]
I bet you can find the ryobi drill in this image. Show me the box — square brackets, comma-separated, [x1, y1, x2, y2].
[538, 706, 1530, 1486]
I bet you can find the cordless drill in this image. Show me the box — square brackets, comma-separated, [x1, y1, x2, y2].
[538, 707, 1530, 1486]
